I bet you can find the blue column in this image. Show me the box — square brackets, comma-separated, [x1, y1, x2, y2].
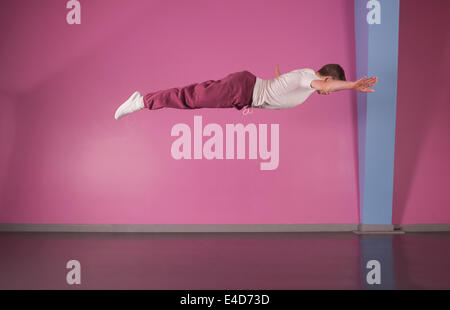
[354, 0, 400, 227]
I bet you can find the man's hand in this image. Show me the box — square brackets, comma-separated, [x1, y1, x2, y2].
[352, 76, 378, 92]
[275, 64, 281, 77]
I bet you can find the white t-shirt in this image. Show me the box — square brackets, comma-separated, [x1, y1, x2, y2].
[251, 68, 319, 110]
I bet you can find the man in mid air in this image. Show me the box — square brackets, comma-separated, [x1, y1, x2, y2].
[114, 64, 377, 120]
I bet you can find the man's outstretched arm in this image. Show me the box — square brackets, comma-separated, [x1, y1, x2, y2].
[311, 76, 378, 94]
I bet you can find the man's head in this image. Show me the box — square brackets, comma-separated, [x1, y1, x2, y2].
[316, 64, 346, 94]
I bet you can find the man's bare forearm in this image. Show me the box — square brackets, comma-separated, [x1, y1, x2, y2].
[312, 80, 355, 93]
[324, 80, 356, 93]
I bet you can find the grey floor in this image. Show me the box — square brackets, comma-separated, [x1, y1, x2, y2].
[0, 232, 449, 289]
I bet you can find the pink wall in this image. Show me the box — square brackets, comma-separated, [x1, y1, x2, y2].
[0, 0, 358, 225]
[393, 0, 450, 224]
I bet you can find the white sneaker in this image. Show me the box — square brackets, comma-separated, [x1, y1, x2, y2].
[114, 91, 145, 120]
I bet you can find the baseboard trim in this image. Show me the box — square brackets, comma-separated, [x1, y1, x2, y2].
[358, 224, 396, 232]
[353, 224, 404, 234]
[0, 223, 449, 233]
[0, 223, 358, 233]
[399, 224, 450, 232]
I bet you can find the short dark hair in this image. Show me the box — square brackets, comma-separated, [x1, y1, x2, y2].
[318, 64, 346, 81]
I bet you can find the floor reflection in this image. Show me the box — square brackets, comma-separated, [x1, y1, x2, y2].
[0, 232, 449, 289]
[359, 236, 395, 289]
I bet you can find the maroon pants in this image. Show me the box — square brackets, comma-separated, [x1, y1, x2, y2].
[143, 71, 256, 111]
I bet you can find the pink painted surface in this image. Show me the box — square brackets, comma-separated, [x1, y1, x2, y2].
[0, 0, 358, 224]
[393, 0, 450, 224]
